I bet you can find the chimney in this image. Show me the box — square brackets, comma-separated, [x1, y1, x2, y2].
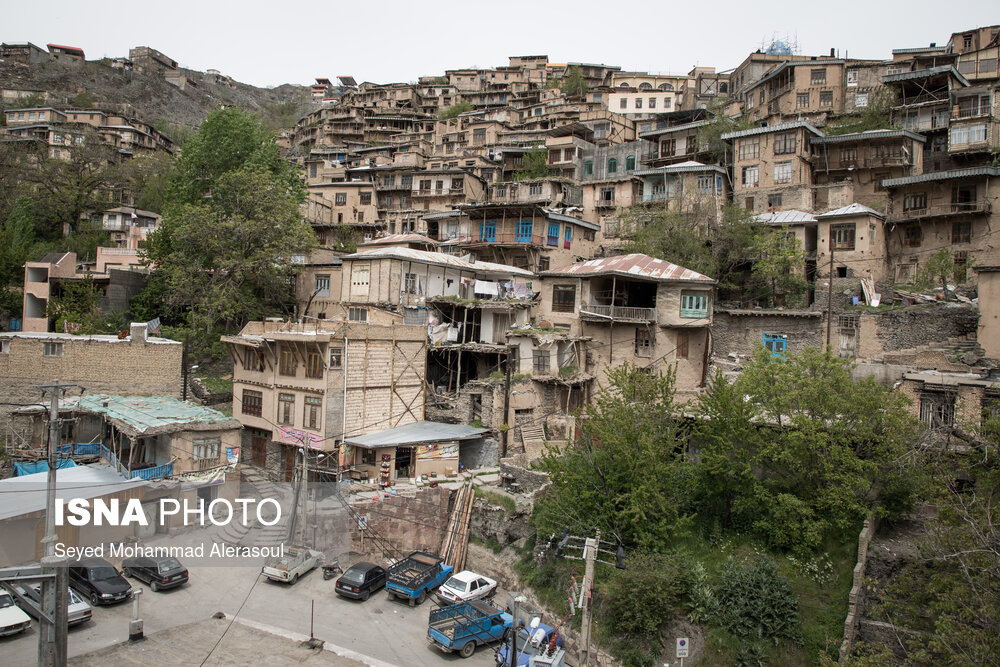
[930, 42, 936, 47]
[130, 322, 147, 345]
[830, 48, 836, 57]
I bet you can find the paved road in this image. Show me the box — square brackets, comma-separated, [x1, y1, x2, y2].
[2, 554, 498, 666]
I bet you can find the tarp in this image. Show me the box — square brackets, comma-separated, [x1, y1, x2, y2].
[13, 459, 76, 476]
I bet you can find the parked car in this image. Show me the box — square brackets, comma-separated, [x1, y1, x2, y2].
[68, 557, 132, 606]
[436, 570, 498, 605]
[428, 599, 512, 659]
[386, 551, 453, 607]
[14, 584, 92, 626]
[122, 556, 189, 592]
[262, 545, 323, 584]
[0, 591, 31, 636]
[335, 562, 386, 601]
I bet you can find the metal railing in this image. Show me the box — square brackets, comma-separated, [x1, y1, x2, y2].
[100, 444, 173, 481]
[459, 233, 546, 245]
[580, 304, 656, 321]
[890, 201, 992, 220]
[57, 443, 101, 457]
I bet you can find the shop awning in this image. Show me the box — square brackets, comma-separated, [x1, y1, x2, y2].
[344, 420, 489, 449]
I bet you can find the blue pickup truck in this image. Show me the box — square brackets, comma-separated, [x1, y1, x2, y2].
[385, 551, 453, 607]
[428, 599, 512, 658]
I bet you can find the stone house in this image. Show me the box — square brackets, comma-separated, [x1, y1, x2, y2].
[632, 161, 730, 226]
[0, 42, 49, 65]
[223, 320, 427, 481]
[811, 130, 925, 209]
[897, 369, 1000, 434]
[815, 203, 892, 285]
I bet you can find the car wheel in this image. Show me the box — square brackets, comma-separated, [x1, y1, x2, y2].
[487, 587, 497, 598]
[459, 642, 476, 659]
[417, 590, 426, 605]
[150, 580, 159, 592]
[290, 574, 298, 585]
[89, 591, 99, 605]
[122, 567, 131, 578]
[361, 590, 370, 602]
[387, 591, 394, 601]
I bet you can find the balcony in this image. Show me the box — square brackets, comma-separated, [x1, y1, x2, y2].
[459, 233, 546, 246]
[100, 445, 174, 481]
[413, 187, 464, 197]
[579, 304, 656, 323]
[889, 201, 992, 222]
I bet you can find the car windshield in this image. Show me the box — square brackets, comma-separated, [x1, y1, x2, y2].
[0, 593, 13, 609]
[443, 577, 469, 592]
[156, 558, 183, 574]
[341, 567, 366, 583]
[89, 566, 119, 581]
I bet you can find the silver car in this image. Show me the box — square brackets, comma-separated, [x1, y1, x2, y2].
[15, 583, 93, 627]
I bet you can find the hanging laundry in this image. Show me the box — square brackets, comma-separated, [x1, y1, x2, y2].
[474, 280, 499, 296]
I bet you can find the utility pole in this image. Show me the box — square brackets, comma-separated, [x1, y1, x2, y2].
[508, 594, 526, 667]
[579, 530, 599, 667]
[300, 441, 309, 544]
[35, 380, 79, 667]
[501, 341, 512, 457]
[826, 244, 835, 349]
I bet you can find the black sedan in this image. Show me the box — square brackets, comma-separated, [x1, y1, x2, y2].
[335, 562, 386, 601]
[122, 556, 189, 592]
[68, 557, 132, 606]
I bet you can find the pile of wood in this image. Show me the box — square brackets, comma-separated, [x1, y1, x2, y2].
[440, 482, 476, 571]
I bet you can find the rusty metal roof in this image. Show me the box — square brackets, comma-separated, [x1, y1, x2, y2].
[542, 253, 715, 283]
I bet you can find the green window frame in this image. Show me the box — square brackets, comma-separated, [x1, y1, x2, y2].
[679, 292, 709, 318]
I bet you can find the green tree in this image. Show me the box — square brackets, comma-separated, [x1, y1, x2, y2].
[70, 91, 96, 108]
[438, 101, 473, 120]
[533, 364, 696, 549]
[696, 98, 753, 165]
[561, 66, 588, 97]
[46, 273, 104, 332]
[695, 347, 921, 554]
[917, 247, 957, 294]
[750, 225, 809, 306]
[825, 88, 898, 136]
[513, 146, 553, 181]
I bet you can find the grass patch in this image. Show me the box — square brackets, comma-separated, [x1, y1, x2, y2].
[477, 488, 517, 513]
[198, 375, 233, 394]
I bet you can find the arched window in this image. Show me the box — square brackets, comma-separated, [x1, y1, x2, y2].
[639, 82, 653, 90]
[658, 83, 674, 92]
[625, 155, 636, 171]
[607, 158, 618, 174]
[618, 82, 631, 88]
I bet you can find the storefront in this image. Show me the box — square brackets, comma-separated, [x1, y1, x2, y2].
[343, 421, 488, 486]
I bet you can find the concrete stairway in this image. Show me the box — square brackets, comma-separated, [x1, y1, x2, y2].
[884, 334, 985, 366]
[215, 467, 293, 547]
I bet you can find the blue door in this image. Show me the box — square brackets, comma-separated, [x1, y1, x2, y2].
[480, 220, 496, 242]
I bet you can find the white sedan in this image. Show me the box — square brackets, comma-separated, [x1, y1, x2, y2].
[435, 570, 497, 605]
[0, 591, 31, 636]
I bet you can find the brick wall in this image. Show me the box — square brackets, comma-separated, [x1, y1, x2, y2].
[0, 334, 182, 428]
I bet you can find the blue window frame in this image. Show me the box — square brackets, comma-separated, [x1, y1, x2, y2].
[763, 333, 787, 360]
[564, 226, 572, 249]
[547, 222, 560, 246]
[480, 220, 496, 242]
[679, 292, 709, 318]
[516, 220, 533, 243]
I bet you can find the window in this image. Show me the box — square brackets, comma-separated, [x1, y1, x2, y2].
[768, 193, 783, 209]
[773, 161, 792, 185]
[649, 97, 656, 109]
[529, 183, 543, 196]
[279, 346, 297, 376]
[619, 98, 627, 109]
[738, 137, 759, 161]
[810, 68, 826, 85]
[451, 178, 464, 191]
[243, 349, 263, 372]
[625, 155, 636, 171]
[831, 223, 856, 250]
[348, 307, 368, 322]
[903, 193, 927, 212]
[950, 123, 988, 146]
[242, 390, 262, 417]
[839, 146, 858, 166]
[43, 342, 63, 357]
[473, 129, 486, 143]
[905, 226, 922, 247]
[796, 92, 810, 109]
[763, 333, 787, 360]
[952, 222, 971, 244]
[846, 69, 858, 86]
[402, 272, 418, 294]
[680, 292, 709, 318]
[920, 394, 954, 428]
[538, 256, 550, 272]
[552, 285, 576, 312]
[314, 274, 330, 297]
[634, 328, 652, 357]
[820, 90, 833, 107]
[278, 393, 295, 425]
[952, 185, 977, 211]
[335, 193, 347, 206]
[329, 347, 342, 369]
[635, 98, 643, 109]
[583, 161, 593, 177]
[193, 438, 221, 470]
[774, 132, 797, 155]
[696, 174, 715, 194]
[607, 158, 617, 174]
[661, 138, 676, 156]
[599, 187, 615, 205]
[547, 221, 560, 246]
[304, 396, 322, 430]
[306, 350, 323, 378]
[532, 349, 550, 373]
[855, 93, 869, 107]
[564, 226, 572, 249]
[741, 165, 759, 188]
[350, 263, 370, 296]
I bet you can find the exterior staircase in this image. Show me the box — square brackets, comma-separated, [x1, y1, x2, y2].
[883, 334, 986, 367]
[215, 466, 293, 547]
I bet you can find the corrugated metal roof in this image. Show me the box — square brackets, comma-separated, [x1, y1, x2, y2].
[359, 234, 436, 247]
[883, 65, 969, 86]
[892, 47, 950, 54]
[0, 464, 148, 521]
[541, 253, 715, 283]
[638, 120, 711, 138]
[881, 166, 1000, 188]
[721, 120, 824, 141]
[56, 395, 239, 437]
[543, 209, 600, 232]
[633, 161, 727, 177]
[0, 331, 180, 345]
[817, 203, 885, 219]
[344, 420, 488, 449]
[753, 210, 817, 225]
[811, 129, 926, 144]
[345, 247, 534, 277]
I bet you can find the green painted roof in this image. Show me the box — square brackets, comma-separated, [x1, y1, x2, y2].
[69, 394, 240, 437]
